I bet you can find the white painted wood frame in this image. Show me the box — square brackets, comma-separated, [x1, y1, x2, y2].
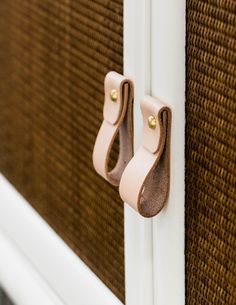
[0, 175, 122, 305]
[124, 1, 153, 305]
[124, 0, 185, 305]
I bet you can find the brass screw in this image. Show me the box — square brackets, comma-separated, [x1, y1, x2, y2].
[148, 115, 156, 129]
[110, 89, 118, 102]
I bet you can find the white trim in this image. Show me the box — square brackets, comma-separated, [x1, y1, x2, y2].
[124, 1, 154, 305]
[124, 0, 185, 304]
[0, 231, 64, 305]
[151, 0, 185, 305]
[0, 174, 122, 305]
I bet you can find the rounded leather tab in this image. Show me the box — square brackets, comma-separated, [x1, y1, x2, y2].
[141, 96, 165, 154]
[103, 72, 130, 125]
[119, 95, 171, 217]
[93, 71, 134, 186]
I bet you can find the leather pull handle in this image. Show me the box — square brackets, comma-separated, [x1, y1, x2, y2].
[92, 71, 134, 186]
[119, 95, 172, 217]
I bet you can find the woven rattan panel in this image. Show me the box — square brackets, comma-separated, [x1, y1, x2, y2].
[0, 0, 124, 301]
[186, 0, 236, 304]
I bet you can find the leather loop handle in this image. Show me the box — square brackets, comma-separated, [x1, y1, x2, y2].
[119, 95, 171, 217]
[92, 71, 134, 186]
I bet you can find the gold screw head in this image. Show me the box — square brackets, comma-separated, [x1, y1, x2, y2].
[110, 89, 118, 102]
[148, 115, 157, 129]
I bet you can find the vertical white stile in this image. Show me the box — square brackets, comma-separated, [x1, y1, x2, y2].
[151, 0, 186, 305]
[0, 1, 185, 304]
[124, 1, 154, 305]
[124, 0, 185, 304]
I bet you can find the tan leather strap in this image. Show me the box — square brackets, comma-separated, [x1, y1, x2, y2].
[119, 95, 171, 217]
[92, 71, 134, 186]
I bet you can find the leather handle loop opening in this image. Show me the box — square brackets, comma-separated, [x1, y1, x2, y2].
[92, 71, 134, 186]
[119, 95, 171, 217]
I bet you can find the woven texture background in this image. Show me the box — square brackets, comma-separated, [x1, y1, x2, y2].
[0, 0, 124, 301]
[186, 0, 236, 304]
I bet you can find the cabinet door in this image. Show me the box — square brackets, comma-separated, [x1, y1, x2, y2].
[0, 1, 124, 304]
[0, 1, 186, 305]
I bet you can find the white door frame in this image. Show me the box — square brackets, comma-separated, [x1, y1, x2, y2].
[0, 175, 122, 305]
[0, 1, 185, 304]
[0, 229, 64, 305]
[124, 0, 185, 305]
[151, 1, 185, 304]
[124, 1, 153, 305]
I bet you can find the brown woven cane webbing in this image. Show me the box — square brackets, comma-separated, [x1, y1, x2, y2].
[186, 0, 236, 304]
